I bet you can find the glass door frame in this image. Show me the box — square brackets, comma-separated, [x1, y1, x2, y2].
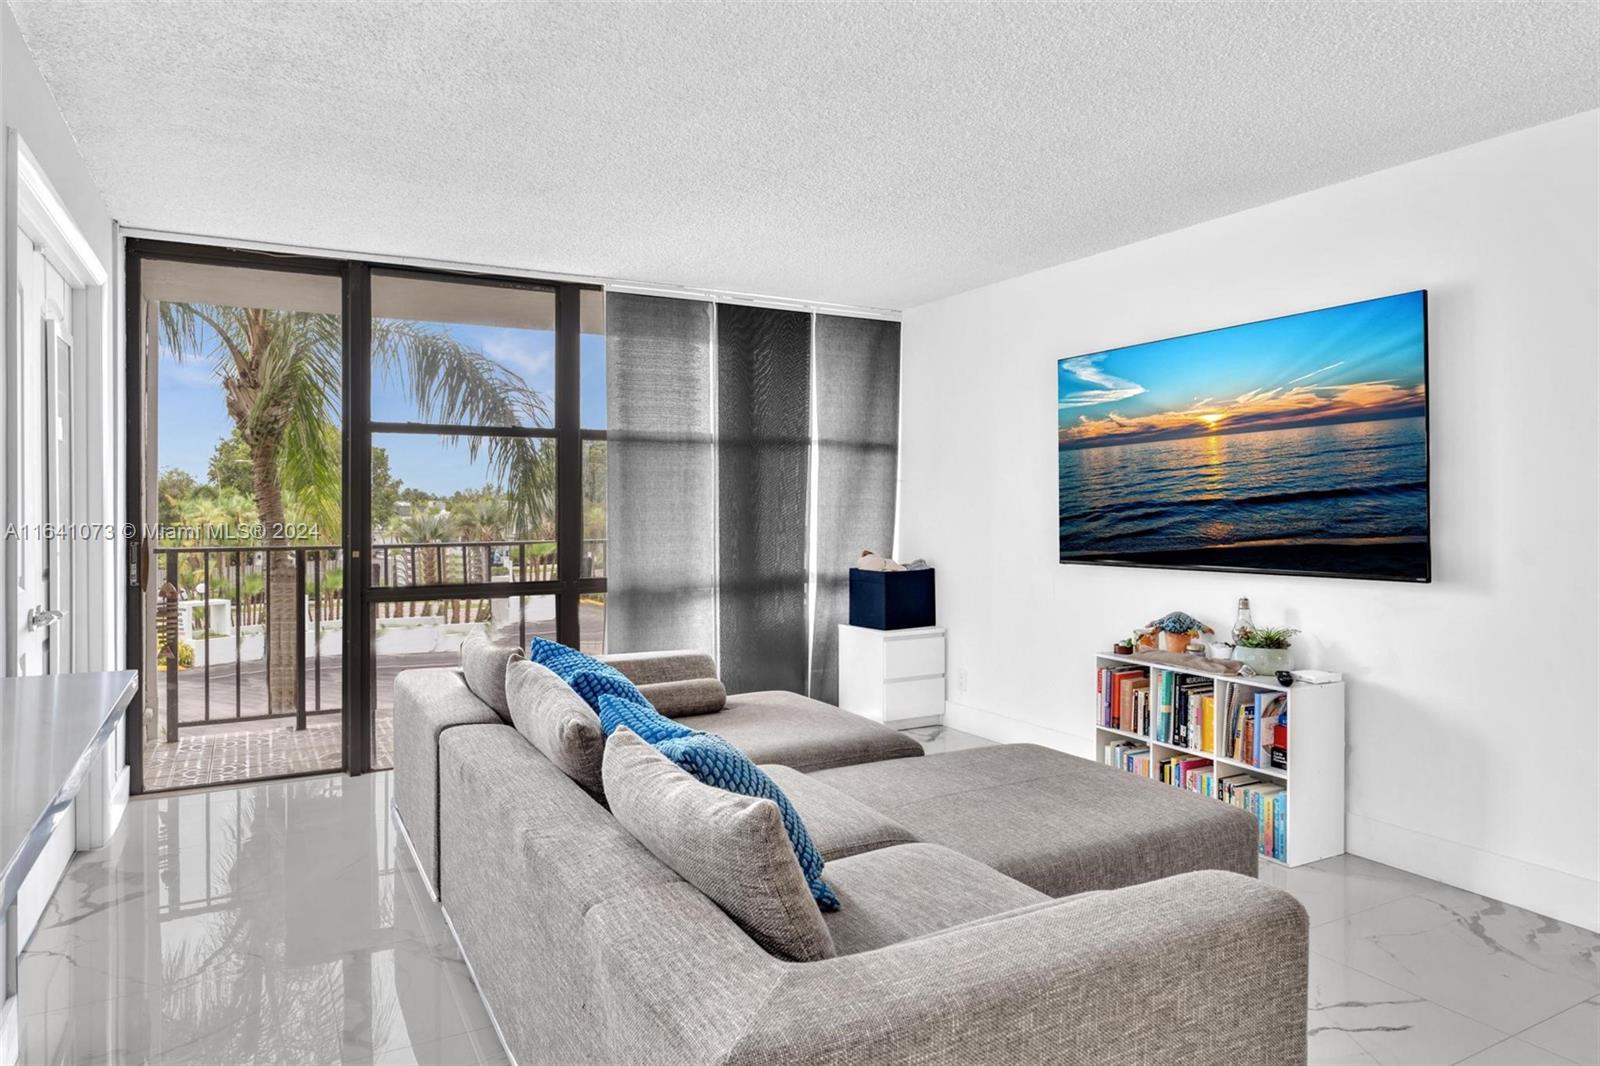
[124, 239, 605, 791]
[358, 264, 603, 770]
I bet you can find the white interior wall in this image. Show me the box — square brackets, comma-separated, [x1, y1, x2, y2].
[898, 111, 1600, 930]
[0, 3, 118, 673]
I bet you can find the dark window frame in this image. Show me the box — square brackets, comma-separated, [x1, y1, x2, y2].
[123, 239, 606, 788]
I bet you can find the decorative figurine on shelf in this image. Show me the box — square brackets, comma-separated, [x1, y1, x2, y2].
[1147, 612, 1213, 654]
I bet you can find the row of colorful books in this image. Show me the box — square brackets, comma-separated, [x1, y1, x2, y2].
[1102, 740, 1151, 777]
[1219, 684, 1289, 771]
[1227, 777, 1288, 861]
[1118, 750, 1288, 860]
[1159, 754, 1213, 790]
[1097, 666, 1151, 734]
[1155, 674, 1214, 750]
[1180, 759, 1287, 861]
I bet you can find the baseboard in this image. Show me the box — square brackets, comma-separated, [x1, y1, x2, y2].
[942, 699, 1093, 758]
[1347, 811, 1599, 933]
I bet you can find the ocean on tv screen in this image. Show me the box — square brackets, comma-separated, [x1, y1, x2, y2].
[1056, 291, 1429, 582]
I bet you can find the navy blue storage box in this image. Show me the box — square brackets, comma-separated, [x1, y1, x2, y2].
[849, 568, 936, 630]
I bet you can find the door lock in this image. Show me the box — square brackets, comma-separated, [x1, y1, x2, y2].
[27, 606, 64, 631]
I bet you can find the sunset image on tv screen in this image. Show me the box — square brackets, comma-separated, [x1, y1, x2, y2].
[1057, 290, 1429, 581]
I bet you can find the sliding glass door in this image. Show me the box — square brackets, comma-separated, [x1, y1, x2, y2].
[127, 251, 348, 791]
[126, 243, 606, 789]
[360, 271, 606, 769]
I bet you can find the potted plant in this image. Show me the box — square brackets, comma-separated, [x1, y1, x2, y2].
[1233, 626, 1298, 672]
[1147, 612, 1212, 653]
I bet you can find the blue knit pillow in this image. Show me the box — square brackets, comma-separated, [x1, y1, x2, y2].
[529, 637, 652, 715]
[654, 732, 839, 911]
[598, 693, 696, 745]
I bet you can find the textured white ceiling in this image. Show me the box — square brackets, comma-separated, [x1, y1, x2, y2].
[10, 1, 1598, 310]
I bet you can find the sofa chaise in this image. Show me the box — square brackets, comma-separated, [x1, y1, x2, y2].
[393, 647, 1309, 1065]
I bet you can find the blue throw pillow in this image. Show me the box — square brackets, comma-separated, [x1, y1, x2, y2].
[655, 732, 839, 911]
[598, 693, 696, 745]
[529, 637, 652, 715]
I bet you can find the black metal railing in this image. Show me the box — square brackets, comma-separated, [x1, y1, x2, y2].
[153, 538, 605, 743]
[369, 537, 606, 587]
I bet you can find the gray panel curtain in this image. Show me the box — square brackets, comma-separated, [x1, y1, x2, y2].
[808, 316, 902, 703]
[716, 304, 813, 695]
[604, 294, 716, 655]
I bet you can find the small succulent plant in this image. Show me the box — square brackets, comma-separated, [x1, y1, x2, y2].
[1236, 626, 1297, 650]
[1148, 611, 1212, 636]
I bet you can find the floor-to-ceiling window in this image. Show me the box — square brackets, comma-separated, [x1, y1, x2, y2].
[126, 243, 605, 789]
[361, 272, 605, 770]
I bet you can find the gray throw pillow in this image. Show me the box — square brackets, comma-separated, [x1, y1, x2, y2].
[506, 658, 605, 795]
[602, 729, 835, 962]
[459, 631, 523, 722]
[638, 676, 728, 718]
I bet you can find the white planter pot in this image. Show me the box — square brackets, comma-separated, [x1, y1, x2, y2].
[1233, 646, 1293, 673]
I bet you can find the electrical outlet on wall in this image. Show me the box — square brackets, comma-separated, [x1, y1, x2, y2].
[957, 667, 969, 693]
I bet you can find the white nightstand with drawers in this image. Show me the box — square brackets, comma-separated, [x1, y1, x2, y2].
[837, 624, 946, 728]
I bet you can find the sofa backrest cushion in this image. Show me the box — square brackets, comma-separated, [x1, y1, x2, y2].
[530, 637, 653, 715]
[506, 658, 605, 795]
[598, 693, 696, 745]
[655, 733, 839, 911]
[602, 729, 836, 962]
[459, 630, 523, 721]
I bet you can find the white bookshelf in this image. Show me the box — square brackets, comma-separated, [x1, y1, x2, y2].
[1092, 652, 1344, 867]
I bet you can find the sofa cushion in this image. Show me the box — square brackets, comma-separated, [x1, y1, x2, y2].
[639, 677, 728, 718]
[506, 658, 606, 795]
[603, 729, 836, 962]
[598, 692, 696, 744]
[601, 649, 718, 686]
[655, 733, 838, 910]
[760, 765, 918, 861]
[675, 690, 923, 774]
[810, 744, 1259, 897]
[458, 631, 523, 721]
[820, 842, 1049, 956]
[530, 636, 652, 715]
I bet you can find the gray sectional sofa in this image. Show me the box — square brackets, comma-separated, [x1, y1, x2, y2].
[394, 649, 1309, 1065]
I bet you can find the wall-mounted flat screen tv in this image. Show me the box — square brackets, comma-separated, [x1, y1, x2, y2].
[1057, 290, 1429, 582]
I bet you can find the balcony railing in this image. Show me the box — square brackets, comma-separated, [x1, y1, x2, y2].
[153, 538, 605, 743]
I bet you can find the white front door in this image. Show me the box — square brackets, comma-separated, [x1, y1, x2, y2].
[12, 229, 74, 674]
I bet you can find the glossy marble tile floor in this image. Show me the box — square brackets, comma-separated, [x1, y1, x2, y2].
[17, 773, 501, 1066]
[16, 727, 1600, 1065]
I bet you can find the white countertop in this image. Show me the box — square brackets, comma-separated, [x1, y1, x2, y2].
[0, 671, 137, 910]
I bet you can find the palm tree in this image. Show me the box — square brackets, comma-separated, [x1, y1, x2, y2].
[160, 304, 553, 717]
[396, 510, 453, 586]
[451, 494, 512, 582]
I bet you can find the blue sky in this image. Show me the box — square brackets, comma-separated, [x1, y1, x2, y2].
[1057, 290, 1426, 448]
[158, 319, 606, 495]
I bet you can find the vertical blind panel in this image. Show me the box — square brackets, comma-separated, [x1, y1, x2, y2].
[808, 316, 902, 703]
[716, 304, 813, 695]
[605, 293, 716, 656]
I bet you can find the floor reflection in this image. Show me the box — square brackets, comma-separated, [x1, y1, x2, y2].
[17, 772, 504, 1065]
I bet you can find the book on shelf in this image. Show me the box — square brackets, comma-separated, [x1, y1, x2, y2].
[1102, 740, 1151, 777]
[1256, 693, 1288, 770]
[1165, 675, 1212, 750]
[1099, 666, 1150, 733]
[1153, 670, 1175, 743]
[1219, 774, 1288, 861]
[1159, 755, 1213, 790]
